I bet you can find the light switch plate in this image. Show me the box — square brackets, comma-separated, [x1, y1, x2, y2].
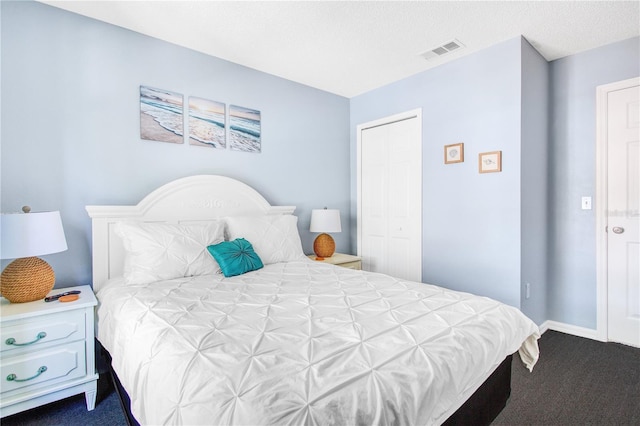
[582, 196, 592, 210]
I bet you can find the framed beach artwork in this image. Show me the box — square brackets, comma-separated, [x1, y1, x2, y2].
[140, 86, 184, 144]
[188, 97, 226, 148]
[229, 105, 261, 153]
[444, 142, 464, 164]
[479, 150, 502, 173]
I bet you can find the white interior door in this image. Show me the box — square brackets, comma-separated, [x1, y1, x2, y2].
[607, 83, 640, 347]
[357, 110, 422, 282]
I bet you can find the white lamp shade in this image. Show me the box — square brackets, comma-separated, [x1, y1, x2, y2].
[310, 209, 342, 233]
[0, 211, 68, 259]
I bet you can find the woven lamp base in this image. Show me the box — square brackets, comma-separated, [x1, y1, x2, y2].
[313, 233, 336, 260]
[1, 257, 55, 303]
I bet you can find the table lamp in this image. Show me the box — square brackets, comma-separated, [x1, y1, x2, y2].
[310, 208, 341, 260]
[0, 207, 68, 303]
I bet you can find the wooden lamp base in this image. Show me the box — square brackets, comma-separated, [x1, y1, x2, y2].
[313, 233, 336, 260]
[0, 257, 56, 303]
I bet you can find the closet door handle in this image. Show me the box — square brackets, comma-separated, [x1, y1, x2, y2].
[612, 227, 624, 234]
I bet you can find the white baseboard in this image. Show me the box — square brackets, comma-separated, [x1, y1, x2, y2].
[539, 320, 604, 342]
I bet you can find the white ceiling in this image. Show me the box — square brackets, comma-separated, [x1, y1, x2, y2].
[41, 1, 640, 98]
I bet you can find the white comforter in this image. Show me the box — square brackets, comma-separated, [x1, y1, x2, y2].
[96, 260, 539, 425]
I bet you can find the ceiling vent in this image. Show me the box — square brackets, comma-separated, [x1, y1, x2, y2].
[420, 39, 465, 61]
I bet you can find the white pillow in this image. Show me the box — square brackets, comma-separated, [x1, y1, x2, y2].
[114, 221, 225, 284]
[225, 215, 305, 265]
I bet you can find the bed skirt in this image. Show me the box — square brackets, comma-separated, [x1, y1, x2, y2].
[97, 340, 513, 426]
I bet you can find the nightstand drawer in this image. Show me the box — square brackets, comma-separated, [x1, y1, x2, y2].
[307, 253, 362, 270]
[339, 261, 362, 270]
[1, 310, 85, 355]
[0, 340, 87, 394]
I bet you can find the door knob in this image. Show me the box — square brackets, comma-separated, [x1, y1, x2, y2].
[612, 227, 625, 234]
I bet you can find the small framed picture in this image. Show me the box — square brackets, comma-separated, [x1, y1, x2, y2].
[444, 143, 464, 164]
[479, 151, 502, 173]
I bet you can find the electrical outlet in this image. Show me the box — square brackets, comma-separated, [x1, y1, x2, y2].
[525, 282, 531, 299]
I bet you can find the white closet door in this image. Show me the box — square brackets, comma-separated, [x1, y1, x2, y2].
[358, 112, 422, 282]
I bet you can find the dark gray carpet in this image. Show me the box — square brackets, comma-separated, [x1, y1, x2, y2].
[2, 331, 638, 425]
[494, 330, 640, 425]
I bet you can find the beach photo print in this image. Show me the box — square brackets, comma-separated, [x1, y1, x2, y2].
[188, 96, 226, 149]
[229, 105, 261, 153]
[140, 85, 184, 144]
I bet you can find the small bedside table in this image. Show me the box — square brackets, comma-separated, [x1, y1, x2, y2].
[0, 285, 98, 418]
[307, 253, 362, 270]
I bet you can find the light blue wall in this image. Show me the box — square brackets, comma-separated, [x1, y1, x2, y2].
[520, 38, 549, 325]
[548, 37, 640, 328]
[351, 34, 639, 328]
[350, 38, 524, 308]
[1, 1, 350, 288]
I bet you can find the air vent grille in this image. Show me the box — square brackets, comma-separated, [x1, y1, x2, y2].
[443, 41, 461, 51]
[420, 39, 465, 60]
[432, 46, 448, 56]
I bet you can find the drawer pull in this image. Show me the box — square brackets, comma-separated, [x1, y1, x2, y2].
[5, 332, 47, 346]
[6, 366, 48, 382]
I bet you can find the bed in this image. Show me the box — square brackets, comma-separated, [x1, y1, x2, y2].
[86, 175, 539, 425]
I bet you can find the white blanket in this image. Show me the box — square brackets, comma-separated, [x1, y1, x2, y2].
[96, 260, 539, 425]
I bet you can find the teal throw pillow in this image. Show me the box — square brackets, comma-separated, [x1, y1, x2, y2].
[207, 238, 264, 277]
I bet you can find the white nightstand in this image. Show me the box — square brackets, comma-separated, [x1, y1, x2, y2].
[0, 285, 98, 418]
[307, 253, 362, 270]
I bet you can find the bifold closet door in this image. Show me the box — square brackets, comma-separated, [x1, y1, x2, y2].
[359, 115, 422, 282]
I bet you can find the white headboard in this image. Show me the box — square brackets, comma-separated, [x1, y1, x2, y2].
[86, 175, 295, 291]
